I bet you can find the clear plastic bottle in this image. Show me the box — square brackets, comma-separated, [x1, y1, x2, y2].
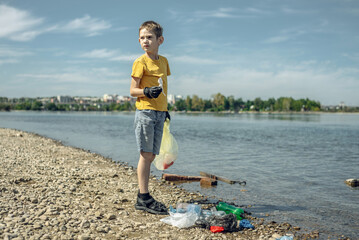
[173, 203, 201, 216]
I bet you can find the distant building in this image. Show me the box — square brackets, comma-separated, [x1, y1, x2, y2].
[167, 94, 183, 105]
[117, 95, 132, 103]
[57, 95, 73, 103]
[167, 94, 175, 105]
[103, 94, 118, 103]
[37, 97, 51, 104]
[339, 102, 346, 109]
[74, 96, 100, 104]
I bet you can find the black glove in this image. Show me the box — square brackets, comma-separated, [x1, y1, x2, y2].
[165, 111, 171, 122]
[144, 86, 162, 99]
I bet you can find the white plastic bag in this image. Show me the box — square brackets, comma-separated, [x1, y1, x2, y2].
[160, 211, 198, 228]
[153, 119, 178, 170]
[160, 203, 201, 228]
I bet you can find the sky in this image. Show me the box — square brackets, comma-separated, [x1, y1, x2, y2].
[0, 0, 359, 106]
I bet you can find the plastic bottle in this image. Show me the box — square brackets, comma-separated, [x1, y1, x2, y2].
[199, 209, 226, 221]
[186, 204, 201, 216]
[216, 202, 245, 220]
[173, 203, 201, 216]
[212, 210, 226, 216]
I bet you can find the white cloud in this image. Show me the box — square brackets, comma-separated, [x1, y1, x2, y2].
[194, 8, 239, 19]
[0, 5, 112, 41]
[281, 7, 315, 15]
[12, 67, 129, 97]
[79, 49, 117, 59]
[17, 73, 89, 83]
[17, 67, 124, 84]
[172, 55, 221, 65]
[0, 4, 43, 41]
[264, 35, 291, 44]
[110, 55, 138, 62]
[89, 67, 124, 78]
[79, 48, 137, 62]
[9, 30, 43, 42]
[342, 52, 359, 62]
[172, 62, 359, 105]
[343, 7, 359, 15]
[0, 46, 33, 65]
[169, 6, 271, 23]
[0, 47, 33, 57]
[62, 15, 111, 37]
[244, 7, 271, 15]
[0, 58, 18, 65]
[264, 28, 307, 44]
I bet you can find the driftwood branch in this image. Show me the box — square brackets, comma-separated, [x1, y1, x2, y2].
[200, 171, 246, 185]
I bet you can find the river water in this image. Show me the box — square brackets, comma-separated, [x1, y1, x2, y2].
[0, 111, 358, 238]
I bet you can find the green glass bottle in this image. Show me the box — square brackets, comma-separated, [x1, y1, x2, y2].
[216, 202, 245, 220]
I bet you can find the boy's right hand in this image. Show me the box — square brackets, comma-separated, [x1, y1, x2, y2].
[165, 111, 171, 122]
[144, 86, 162, 99]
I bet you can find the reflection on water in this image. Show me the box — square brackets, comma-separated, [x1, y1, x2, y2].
[0, 111, 358, 238]
[266, 113, 320, 122]
[178, 112, 322, 122]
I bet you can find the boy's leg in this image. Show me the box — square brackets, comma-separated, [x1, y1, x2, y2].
[134, 110, 165, 194]
[134, 110, 167, 214]
[137, 151, 155, 194]
[135, 151, 168, 215]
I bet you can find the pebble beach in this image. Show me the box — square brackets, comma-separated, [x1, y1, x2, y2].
[0, 128, 335, 239]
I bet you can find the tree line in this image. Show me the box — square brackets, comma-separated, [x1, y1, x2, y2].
[0, 101, 133, 112]
[0, 94, 325, 112]
[170, 93, 321, 112]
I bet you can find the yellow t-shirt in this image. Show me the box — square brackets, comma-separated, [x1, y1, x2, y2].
[131, 54, 171, 111]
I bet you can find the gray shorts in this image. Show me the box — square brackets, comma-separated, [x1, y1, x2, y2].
[134, 109, 166, 155]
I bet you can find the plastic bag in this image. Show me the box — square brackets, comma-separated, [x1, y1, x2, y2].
[277, 237, 293, 240]
[161, 211, 198, 228]
[195, 213, 238, 232]
[153, 120, 178, 170]
[161, 203, 201, 228]
[239, 219, 255, 229]
[210, 226, 225, 233]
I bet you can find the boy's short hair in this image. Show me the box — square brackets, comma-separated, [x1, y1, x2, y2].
[139, 21, 163, 39]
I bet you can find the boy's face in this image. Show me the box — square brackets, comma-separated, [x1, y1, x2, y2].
[139, 28, 163, 55]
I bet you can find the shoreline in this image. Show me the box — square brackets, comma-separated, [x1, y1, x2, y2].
[0, 128, 341, 239]
[2, 109, 359, 115]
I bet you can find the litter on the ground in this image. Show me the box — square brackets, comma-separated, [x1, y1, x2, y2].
[210, 226, 225, 233]
[161, 202, 254, 233]
[160, 203, 201, 228]
[196, 213, 238, 232]
[161, 172, 246, 188]
[200, 171, 246, 185]
[276, 236, 294, 240]
[239, 219, 255, 229]
[216, 202, 245, 220]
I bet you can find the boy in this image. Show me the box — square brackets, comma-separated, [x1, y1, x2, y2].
[130, 21, 171, 215]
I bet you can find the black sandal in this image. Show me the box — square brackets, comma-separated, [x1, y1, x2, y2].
[135, 196, 168, 215]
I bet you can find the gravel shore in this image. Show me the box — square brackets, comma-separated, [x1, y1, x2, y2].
[0, 128, 324, 239]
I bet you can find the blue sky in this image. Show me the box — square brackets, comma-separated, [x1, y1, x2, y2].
[0, 0, 359, 105]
